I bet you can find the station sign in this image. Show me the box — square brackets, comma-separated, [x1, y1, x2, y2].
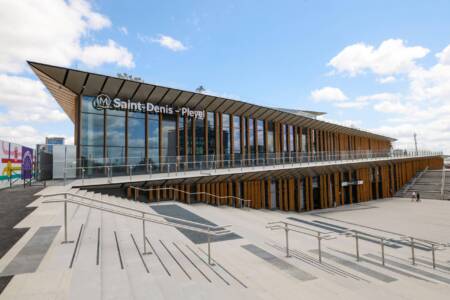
[92, 94, 205, 119]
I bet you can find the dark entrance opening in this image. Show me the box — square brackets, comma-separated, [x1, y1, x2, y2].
[312, 176, 320, 209]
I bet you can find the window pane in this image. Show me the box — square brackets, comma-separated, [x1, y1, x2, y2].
[106, 114, 125, 147]
[148, 113, 159, 165]
[267, 122, 275, 153]
[195, 118, 205, 157]
[128, 147, 145, 165]
[233, 116, 241, 154]
[289, 126, 294, 152]
[161, 114, 177, 163]
[248, 118, 255, 158]
[128, 116, 145, 148]
[257, 120, 264, 153]
[81, 112, 104, 146]
[222, 114, 230, 159]
[207, 112, 215, 156]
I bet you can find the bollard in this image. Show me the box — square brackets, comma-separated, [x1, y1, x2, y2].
[285, 223, 290, 257]
[381, 238, 385, 266]
[410, 237, 415, 265]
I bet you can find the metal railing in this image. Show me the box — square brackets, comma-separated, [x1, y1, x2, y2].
[342, 230, 448, 269]
[129, 186, 252, 209]
[441, 167, 446, 200]
[61, 149, 442, 184]
[266, 221, 336, 262]
[399, 166, 428, 196]
[41, 192, 232, 264]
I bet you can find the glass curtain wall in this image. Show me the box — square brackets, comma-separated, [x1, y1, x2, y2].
[257, 120, 264, 161]
[233, 116, 241, 164]
[148, 113, 159, 170]
[289, 126, 294, 156]
[106, 108, 126, 174]
[161, 114, 177, 170]
[127, 110, 146, 173]
[267, 122, 275, 158]
[195, 118, 205, 165]
[207, 112, 215, 163]
[80, 96, 104, 176]
[248, 118, 255, 161]
[222, 114, 231, 163]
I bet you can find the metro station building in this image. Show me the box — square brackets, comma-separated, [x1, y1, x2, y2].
[29, 61, 443, 211]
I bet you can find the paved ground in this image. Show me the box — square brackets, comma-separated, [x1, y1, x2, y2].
[0, 187, 450, 299]
[0, 186, 43, 294]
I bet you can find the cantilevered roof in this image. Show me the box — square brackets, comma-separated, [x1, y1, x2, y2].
[28, 61, 395, 141]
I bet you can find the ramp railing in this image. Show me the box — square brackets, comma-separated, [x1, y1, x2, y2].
[266, 221, 336, 262]
[42, 192, 232, 264]
[129, 186, 252, 209]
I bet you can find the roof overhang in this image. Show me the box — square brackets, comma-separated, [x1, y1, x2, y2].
[28, 61, 396, 142]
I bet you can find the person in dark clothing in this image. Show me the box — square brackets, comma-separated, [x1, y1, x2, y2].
[416, 192, 421, 202]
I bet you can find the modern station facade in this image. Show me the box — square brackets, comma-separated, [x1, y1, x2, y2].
[30, 61, 443, 211]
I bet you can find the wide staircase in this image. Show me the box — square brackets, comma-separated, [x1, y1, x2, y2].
[396, 169, 450, 200]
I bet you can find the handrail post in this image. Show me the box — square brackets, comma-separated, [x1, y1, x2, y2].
[355, 232, 360, 262]
[381, 238, 385, 266]
[81, 168, 85, 185]
[142, 212, 151, 255]
[431, 243, 436, 269]
[62, 194, 73, 244]
[410, 237, 415, 265]
[208, 227, 214, 265]
[318, 232, 322, 263]
[129, 165, 132, 182]
[285, 223, 290, 257]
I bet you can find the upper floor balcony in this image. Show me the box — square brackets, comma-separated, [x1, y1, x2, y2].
[61, 149, 443, 187]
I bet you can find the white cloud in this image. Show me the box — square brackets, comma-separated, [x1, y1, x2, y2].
[79, 39, 135, 68]
[0, 74, 68, 122]
[436, 45, 450, 65]
[377, 76, 396, 84]
[328, 39, 429, 76]
[150, 35, 188, 52]
[118, 26, 128, 35]
[0, 0, 133, 73]
[310, 87, 348, 102]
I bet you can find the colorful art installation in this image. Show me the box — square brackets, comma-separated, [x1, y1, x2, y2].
[0, 140, 33, 187]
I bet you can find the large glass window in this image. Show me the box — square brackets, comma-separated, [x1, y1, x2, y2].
[128, 110, 145, 166]
[148, 113, 159, 166]
[248, 118, 255, 159]
[302, 128, 307, 152]
[106, 109, 125, 166]
[207, 112, 215, 158]
[161, 114, 177, 163]
[195, 118, 205, 159]
[233, 116, 241, 156]
[187, 118, 193, 157]
[289, 126, 294, 152]
[222, 114, 231, 160]
[257, 120, 264, 154]
[282, 124, 288, 153]
[179, 116, 185, 157]
[267, 122, 275, 153]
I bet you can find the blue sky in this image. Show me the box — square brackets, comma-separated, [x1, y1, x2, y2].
[1, 0, 450, 152]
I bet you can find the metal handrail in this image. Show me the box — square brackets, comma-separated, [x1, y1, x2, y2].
[266, 221, 335, 262]
[42, 192, 231, 231]
[342, 229, 448, 268]
[63, 149, 443, 182]
[401, 166, 428, 195]
[441, 167, 446, 200]
[42, 195, 232, 265]
[129, 186, 252, 209]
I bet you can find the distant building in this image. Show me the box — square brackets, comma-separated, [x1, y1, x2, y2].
[45, 137, 65, 145]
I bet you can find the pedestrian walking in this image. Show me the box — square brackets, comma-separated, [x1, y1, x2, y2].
[411, 191, 416, 202]
[416, 192, 421, 202]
